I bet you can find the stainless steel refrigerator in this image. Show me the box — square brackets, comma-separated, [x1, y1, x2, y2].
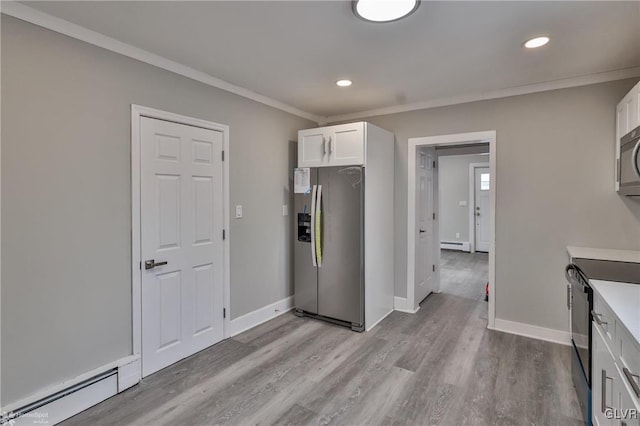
[294, 166, 364, 331]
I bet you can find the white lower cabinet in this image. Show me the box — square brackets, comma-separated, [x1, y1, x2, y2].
[592, 314, 640, 426]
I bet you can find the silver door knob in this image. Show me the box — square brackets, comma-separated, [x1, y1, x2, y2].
[145, 259, 168, 270]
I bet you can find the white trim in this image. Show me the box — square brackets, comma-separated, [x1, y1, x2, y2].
[326, 67, 640, 122]
[117, 357, 141, 393]
[408, 131, 496, 328]
[365, 308, 394, 332]
[2, 354, 139, 414]
[468, 162, 490, 253]
[1, 2, 322, 124]
[393, 296, 420, 314]
[492, 319, 571, 346]
[9, 374, 118, 426]
[130, 105, 231, 376]
[440, 241, 470, 252]
[4, 2, 640, 128]
[227, 296, 294, 337]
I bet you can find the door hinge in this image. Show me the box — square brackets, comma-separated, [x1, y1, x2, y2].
[223, 229, 226, 240]
[433, 160, 436, 168]
[432, 212, 436, 220]
[139, 261, 142, 270]
[223, 308, 226, 319]
[433, 265, 436, 272]
[222, 150, 225, 161]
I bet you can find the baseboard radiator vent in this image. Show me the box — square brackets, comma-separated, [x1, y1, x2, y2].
[440, 241, 471, 252]
[1, 368, 117, 425]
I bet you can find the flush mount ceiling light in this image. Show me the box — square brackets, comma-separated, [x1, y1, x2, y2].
[336, 79, 353, 87]
[524, 36, 550, 49]
[353, 0, 420, 23]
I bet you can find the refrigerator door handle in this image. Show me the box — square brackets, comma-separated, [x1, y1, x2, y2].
[316, 185, 323, 267]
[310, 185, 318, 267]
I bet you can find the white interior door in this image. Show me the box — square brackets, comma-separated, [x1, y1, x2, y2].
[415, 148, 435, 304]
[141, 117, 224, 377]
[474, 167, 490, 253]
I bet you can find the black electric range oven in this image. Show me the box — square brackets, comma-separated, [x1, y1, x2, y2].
[565, 258, 640, 425]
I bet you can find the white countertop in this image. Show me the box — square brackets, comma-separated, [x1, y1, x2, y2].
[590, 279, 640, 344]
[567, 246, 640, 263]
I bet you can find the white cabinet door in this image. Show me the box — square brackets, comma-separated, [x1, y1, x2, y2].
[594, 324, 615, 426]
[299, 128, 328, 167]
[327, 122, 365, 166]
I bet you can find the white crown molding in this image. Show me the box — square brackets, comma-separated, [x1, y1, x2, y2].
[1, 1, 324, 124]
[326, 67, 640, 123]
[4, 2, 639, 126]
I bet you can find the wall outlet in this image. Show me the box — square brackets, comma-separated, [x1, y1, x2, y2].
[456, 232, 460, 239]
[235, 205, 243, 219]
[282, 205, 289, 216]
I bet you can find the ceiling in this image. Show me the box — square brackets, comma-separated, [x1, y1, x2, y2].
[20, 1, 640, 119]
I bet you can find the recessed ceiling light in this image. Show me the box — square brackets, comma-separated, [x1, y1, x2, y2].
[336, 79, 353, 87]
[524, 36, 550, 49]
[353, 0, 420, 23]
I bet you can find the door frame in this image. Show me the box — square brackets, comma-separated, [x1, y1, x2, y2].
[407, 131, 496, 328]
[130, 104, 231, 374]
[468, 162, 490, 253]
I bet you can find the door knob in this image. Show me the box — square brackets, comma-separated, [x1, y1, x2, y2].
[145, 259, 168, 270]
[419, 229, 426, 233]
[476, 212, 480, 216]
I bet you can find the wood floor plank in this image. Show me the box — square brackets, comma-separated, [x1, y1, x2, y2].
[60, 251, 582, 426]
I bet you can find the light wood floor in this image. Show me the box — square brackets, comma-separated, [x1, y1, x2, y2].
[62, 257, 582, 426]
[440, 249, 488, 301]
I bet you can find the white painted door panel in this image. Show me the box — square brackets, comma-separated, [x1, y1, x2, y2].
[328, 123, 364, 166]
[415, 148, 435, 304]
[474, 167, 490, 253]
[141, 117, 224, 377]
[298, 129, 327, 167]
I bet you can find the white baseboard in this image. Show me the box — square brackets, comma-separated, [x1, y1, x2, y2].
[117, 357, 141, 392]
[440, 241, 470, 252]
[492, 318, 571, 346]
[365, 308, 394, 332]
[227, 296, 294, 337]
[393, 296, 419, 314]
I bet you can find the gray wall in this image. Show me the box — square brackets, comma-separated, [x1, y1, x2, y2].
[1, 16, 315, 406]
[339, 78, 640, 332]
[438, 154, 489, 243]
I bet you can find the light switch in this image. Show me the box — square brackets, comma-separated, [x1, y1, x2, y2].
[456, 233, 460, 238]
[459, 200, 468, 206]
[282, 205, 289, 216]
[235, 205, 243, 219]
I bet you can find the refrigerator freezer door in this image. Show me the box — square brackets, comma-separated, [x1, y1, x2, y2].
[317, 166, 364, 326]
[294, 169, 318, 314]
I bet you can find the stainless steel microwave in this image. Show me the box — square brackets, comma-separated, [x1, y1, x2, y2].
[619, 125, 640, 196]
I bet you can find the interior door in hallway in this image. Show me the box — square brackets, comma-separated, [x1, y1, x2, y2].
[415, 148, 436, 304]
[474, 167, 490, 253]
[141, 117, 224, 377]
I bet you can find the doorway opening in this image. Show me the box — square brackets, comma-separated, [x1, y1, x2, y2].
[437, 149, 489, 303]
[406, 131, 496, 329]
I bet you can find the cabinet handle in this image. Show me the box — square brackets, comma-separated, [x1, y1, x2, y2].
[623, 367, 640, 398]
[327, 137, 332, 154]
[321, 138, 326, 156]
[602, 369, 610, 413]
[632, 140, 640, 181]
[592, 310, 607, 326]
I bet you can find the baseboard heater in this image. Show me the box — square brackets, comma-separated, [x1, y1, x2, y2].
[1, 368, 117, 425]
[440, 241, 470, 252]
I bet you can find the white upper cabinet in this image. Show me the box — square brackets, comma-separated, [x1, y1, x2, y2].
[298, 122, 365, 167]
[616, 81, 640, 191]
